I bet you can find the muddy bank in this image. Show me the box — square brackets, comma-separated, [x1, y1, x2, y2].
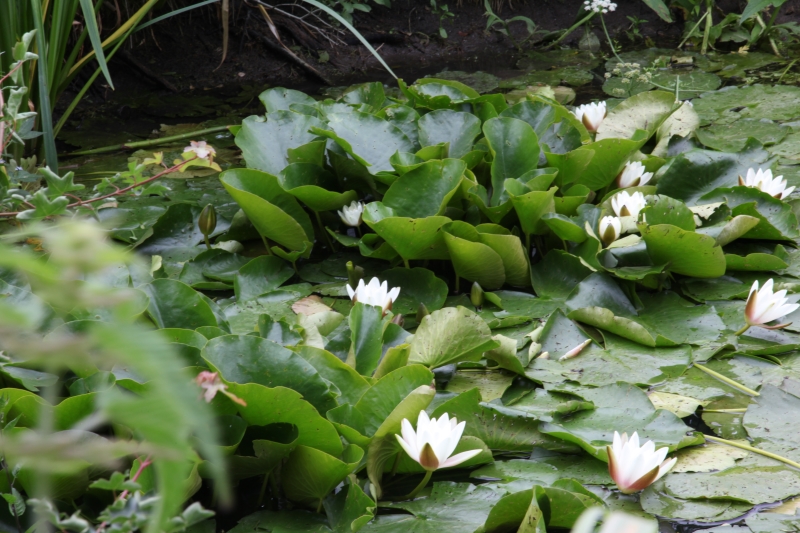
[73, 0, 794, 99]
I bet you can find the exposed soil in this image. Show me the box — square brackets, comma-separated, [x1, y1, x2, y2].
[55, 0, 800, 151]
[72, 0, 800, 99]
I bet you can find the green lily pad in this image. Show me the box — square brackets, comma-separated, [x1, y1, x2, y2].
[203, 335, 337, 414]
[279, 163, 358, 212]
[282, 444, 363, 508]
[361, 482, 501, 533]
[220, 168, 314, 251]
[539, 382, 698, 459]
[693, 84, 800, 125]
[382, 159, 465, 218]
[229, 383, 343, 455]
[409, 306, 499, 368]
[236, 112, 326, 175]
[640, 223, 726, 278]
[362, 204, 451, 261]
[596, 90, 678, 142]
[417, 109, 481, 158]
[313, 112, 414, 175]
[697, 119, 790, 152]
[381, 267, 449, 315]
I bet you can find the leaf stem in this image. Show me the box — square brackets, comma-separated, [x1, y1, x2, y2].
[734, 324, 750, 336]
[0, 157, 196, 217]
[702, 408, 747, 413]
[599, 15, 623, 64]
[543, 11, 595, 50]
[314, 210, 335, 251]
[402, 470, 432, 500]
[67, 126, 232, 156]
[693, 363, 759, 396]
[705, 435, 800, 469]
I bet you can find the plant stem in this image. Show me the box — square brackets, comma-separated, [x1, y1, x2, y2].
[402, 470, 432, 500]
[0, 157, 196, 217]
[67, 126, 232, 155]
[702, 408, 747, 413]
[705, 435, 800, 469]
[544, 12, 594, 50]
[204, 235, 211, 250]
[599, 15, 623, 64]
[257, 472, 270, 507]
[694, 363, 759, 396]
[756, 13, 781, 56]
[403, 258, 411, 269]
[260, 235, 274, 255]
[734, 324, 750, 336]
[678, 10, 708, 49]
[778, 59, 798, 83]
[701, 5, 712, 54]
[314, 210, 335, 251]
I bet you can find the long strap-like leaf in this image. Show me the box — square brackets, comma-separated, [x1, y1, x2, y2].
[300, 0, 398, 79]
[78, 0, 114, 89]
[30, 0, 58, 173]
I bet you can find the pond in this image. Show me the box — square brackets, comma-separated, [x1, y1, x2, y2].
[4, 43, 800, 533]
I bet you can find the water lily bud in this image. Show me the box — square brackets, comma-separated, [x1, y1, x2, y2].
[559, 339, 592, 361]
[198, 204, 217, 237]
[338, 200, 364, 227]
[391, 313, 404, 327]
[537, 351, 550, 360]
[470, 282, 484, 309]
[417, 302, 430, 323]
[599, 216, 621, 246]
[346, 261, 364, 290]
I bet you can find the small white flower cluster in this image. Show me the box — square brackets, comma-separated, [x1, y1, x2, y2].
[610, 62, 652, 85]
[584, 0, 617, 13]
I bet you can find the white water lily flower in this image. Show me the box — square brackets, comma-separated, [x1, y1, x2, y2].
[739, 168, 795, 200]
[611, 190, 647, 218]
[607, 431, 677, 494]
[347, 277, 400, 314]
[573, 101, 607, 133]
[338, 200, 364, 227]
[616, 161, 653, 188]
[745, 279, 799, 329]
[183, 140, 216, 160]
[599, 216, 621, 246]
[396, 411, 482, 471]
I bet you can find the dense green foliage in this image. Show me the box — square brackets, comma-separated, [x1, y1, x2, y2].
[4, 72, 800, 532]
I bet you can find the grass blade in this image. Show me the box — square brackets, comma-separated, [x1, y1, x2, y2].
[54, 21, 137, 136]
[300, 0, 397, 79]
[67, 0, 159, 81]
[78, 0, 114, 89]
[134, 0, 220, 32]
[30, 0, 58, 173]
